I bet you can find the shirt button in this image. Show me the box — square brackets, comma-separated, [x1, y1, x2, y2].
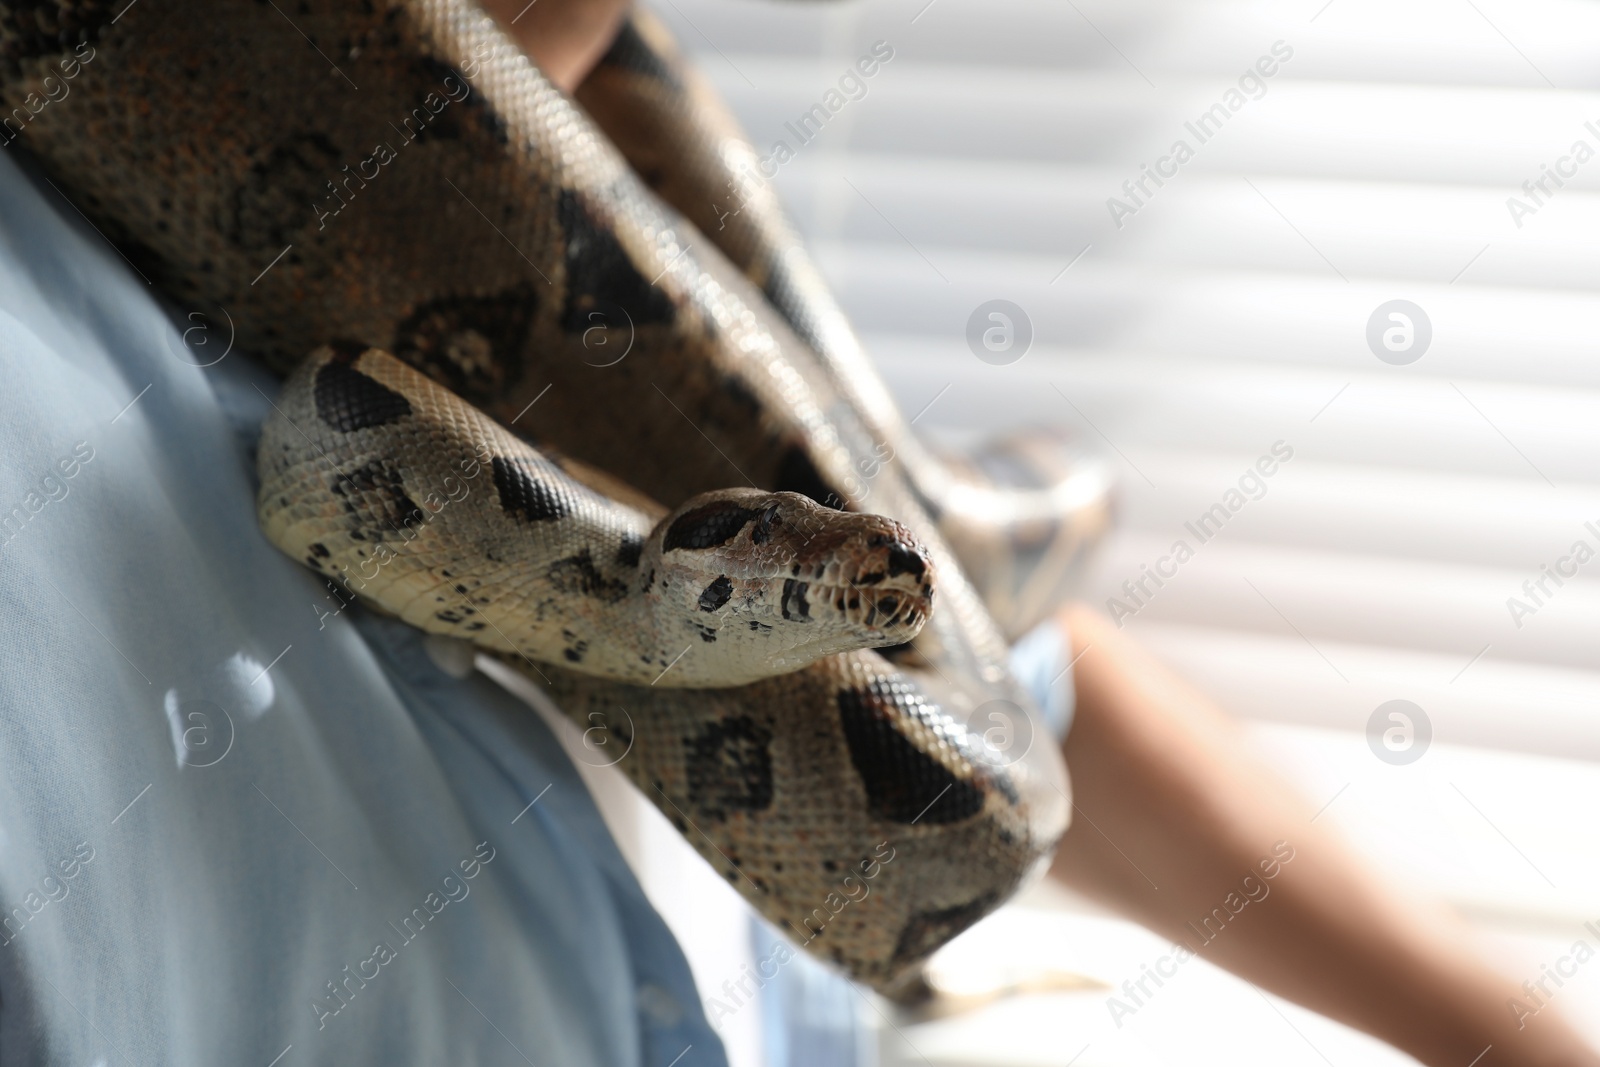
[423, 633, 477, 679]
[637, 981, 683, 1027]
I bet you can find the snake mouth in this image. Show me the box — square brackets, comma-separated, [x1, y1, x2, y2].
[787, 532, 936, 641]
[653, 491, 936, 648]
[814, 579, 933, 640]
[811, 527, 934, 637]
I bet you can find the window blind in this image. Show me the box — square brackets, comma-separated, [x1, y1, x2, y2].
[636, 0, 1600, 1058]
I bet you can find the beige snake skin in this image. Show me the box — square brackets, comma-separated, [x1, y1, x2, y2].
[0, 0, 1104, 992]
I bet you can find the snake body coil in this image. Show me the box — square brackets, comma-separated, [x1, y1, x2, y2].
[0, 0, 1109, 991]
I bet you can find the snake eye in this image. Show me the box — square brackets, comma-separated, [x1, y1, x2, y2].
[750, 504, 781, 545]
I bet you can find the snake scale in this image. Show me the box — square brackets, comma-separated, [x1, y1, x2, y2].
[0, 0, 1111, 993]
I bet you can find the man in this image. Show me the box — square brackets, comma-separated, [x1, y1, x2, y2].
[0, 3, 1589, 1065]
[502, 1, 1600, 1061]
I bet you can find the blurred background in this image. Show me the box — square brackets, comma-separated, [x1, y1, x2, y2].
[551, 0, 1600, 1062]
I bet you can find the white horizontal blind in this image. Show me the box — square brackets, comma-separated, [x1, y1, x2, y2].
[645, 0, 1600, 938]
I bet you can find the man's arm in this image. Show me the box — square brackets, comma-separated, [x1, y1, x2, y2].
[1051, 602, 1597, 1067]
[479, 0, 633, 91]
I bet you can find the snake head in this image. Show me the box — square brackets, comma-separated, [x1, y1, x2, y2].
[645, 489, 936, 683]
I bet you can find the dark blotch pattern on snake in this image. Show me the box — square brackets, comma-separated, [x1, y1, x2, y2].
[0, 0, 1115, 992]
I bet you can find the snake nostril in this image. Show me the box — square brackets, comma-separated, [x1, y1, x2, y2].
[884, 543, 925, 580]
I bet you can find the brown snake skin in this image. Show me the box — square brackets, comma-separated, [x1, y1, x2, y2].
[575, 14, 1115, 641]
[0, 0, 1107, 992]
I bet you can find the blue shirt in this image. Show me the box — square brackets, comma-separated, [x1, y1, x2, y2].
[0, 149, 725, 1067]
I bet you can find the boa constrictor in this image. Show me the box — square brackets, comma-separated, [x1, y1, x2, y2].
[0, 0, 1111, 993]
